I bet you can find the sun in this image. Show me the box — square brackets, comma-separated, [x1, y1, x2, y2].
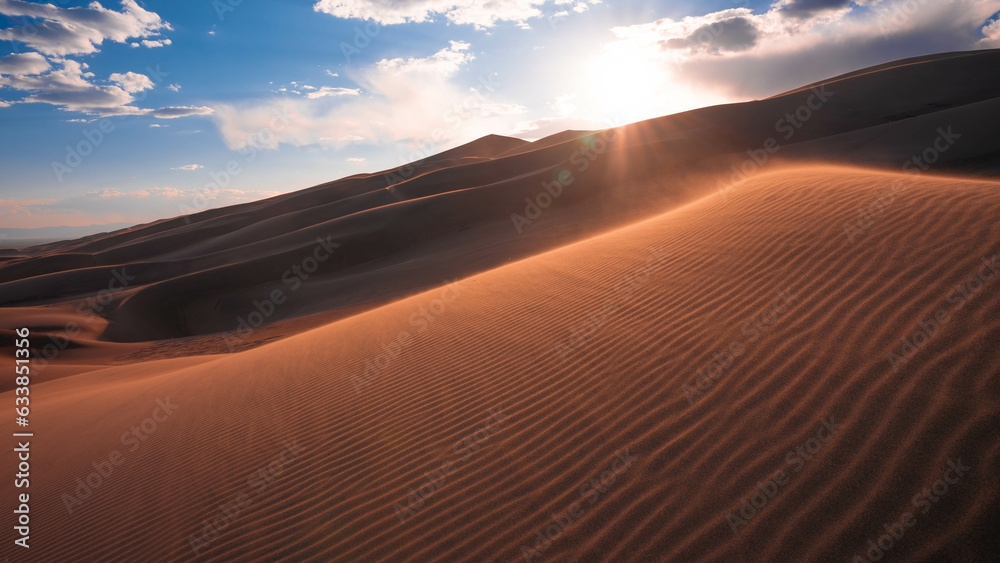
[583, 50, 668, 121]
[582, 48, 717, 123]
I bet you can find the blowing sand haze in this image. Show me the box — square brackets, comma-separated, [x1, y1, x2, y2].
[1, 1, 1000, 562]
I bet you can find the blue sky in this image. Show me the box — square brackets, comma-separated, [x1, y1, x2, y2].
[1, 0, 998, 231]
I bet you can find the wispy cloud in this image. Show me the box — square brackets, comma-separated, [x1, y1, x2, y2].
[171, 164, 203, 171]
[153, 106, 215, 119]
[306, 86, 361, 99]
[212, 41, 525, 151]
[0, 187, 281, 228]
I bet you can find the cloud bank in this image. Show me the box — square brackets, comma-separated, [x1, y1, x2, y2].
[0, 0, 170, 56]
[212, 41, 525, 152]
[0, 0, 212, 119]
[602, 0, 1000, 102]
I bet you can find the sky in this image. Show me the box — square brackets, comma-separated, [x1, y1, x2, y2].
[1, 0, 999, 232]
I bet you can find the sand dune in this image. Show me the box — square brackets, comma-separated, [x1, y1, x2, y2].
[3, 166, 999, 561]
[1, 168, 1000, 561]
[2, 49, 1000, 562]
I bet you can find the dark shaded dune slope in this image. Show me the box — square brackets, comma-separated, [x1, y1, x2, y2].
[2, 49, 1000, 346]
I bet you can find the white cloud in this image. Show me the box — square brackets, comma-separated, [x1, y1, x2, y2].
[981, 15, 1000, 47]
[1, 66, 200, 118]
[306, 86, 362, 98]
[92, 187, 188, 199]
[377, 40, 474, 74]
[314, 0, 546, 29]
[172, 164, 203, 171]
[149, 123, 164, 127]
[167, 83, 181, 92]
[152, 106, 215, 118]
[608, 8, 763, 58]
[0, 59, 135, 112]
[0, 0, 171, 57]
[0, 2, 173, 116]
[346, 157, 366, 162]
[109, 71, 153, 93]
[325, 70, 339, 77]
[0, 52, 50, 75]
[212, 41, 525, 151]
[130, 38, 172, 48]
[548, 93, 577, 117]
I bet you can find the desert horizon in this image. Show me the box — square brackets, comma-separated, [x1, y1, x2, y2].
[2, 1, 1000, 562]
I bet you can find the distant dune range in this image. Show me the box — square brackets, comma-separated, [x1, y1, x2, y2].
[1, 50, 999, 562]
